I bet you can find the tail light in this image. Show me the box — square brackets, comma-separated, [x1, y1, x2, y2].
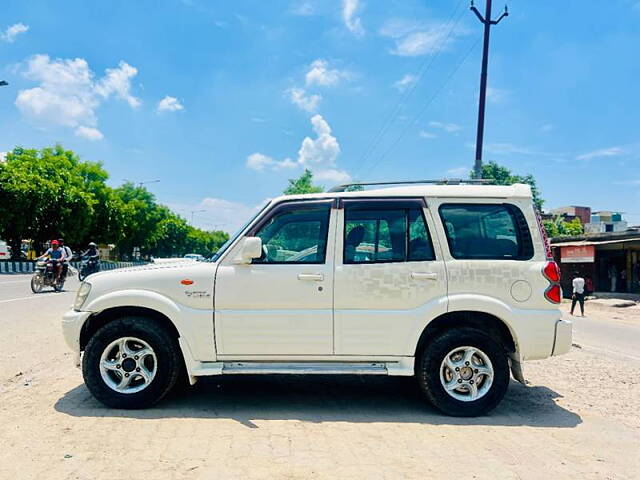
[542, 259, 562, 304]
[542, 261, 561, 283]
[544, 284, 562, 304]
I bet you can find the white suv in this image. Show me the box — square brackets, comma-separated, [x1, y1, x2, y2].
[63, 182, 571, 416]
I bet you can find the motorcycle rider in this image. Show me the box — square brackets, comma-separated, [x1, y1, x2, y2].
[58, 238, 73, 278]
[37, 240, 66, 282]
[81, 242, 100, 275]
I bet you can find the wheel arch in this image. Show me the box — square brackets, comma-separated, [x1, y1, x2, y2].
[414, 310, 517, 359]
[80, 306, 180, 352]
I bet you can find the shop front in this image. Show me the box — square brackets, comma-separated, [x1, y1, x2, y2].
[551, 233, 640, 295]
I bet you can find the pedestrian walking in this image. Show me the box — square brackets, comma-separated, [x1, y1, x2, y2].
[571, 272, 586, 317]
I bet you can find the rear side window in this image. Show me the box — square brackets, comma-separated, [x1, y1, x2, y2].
[439, 204, 533, 260]
[344, 205, 435, 264]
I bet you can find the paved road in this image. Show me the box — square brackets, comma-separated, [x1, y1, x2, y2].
[1, 274, 639, 479]
[565, 307, 640, 361]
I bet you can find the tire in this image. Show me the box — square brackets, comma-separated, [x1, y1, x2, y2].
[54, 279, 65, 292]
[82, 317, 181, 409]
[416, 327, 509, 417]
[78, 269, 86, 282]
[30, 274, 44, 293]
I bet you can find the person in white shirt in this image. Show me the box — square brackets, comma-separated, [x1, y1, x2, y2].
[571, 273, 586, 316]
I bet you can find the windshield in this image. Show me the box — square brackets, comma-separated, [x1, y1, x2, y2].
[208, 201, 271, 262]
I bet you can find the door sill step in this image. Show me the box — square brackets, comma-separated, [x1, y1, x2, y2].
[221, 362, 388, 375]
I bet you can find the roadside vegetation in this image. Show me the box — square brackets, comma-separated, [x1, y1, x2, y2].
[0, 145, 228, 259]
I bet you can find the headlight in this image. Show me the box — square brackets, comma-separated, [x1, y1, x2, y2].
[74, 282, 92, 310]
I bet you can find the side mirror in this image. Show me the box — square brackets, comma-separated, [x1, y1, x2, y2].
[234, 237, 262, 264]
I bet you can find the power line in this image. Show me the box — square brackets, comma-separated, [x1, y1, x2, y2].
[365, 37, 482, 174]
[352, 0, 467, 179]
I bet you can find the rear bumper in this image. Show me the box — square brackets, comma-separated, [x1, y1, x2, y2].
[552, 319, 572, 356]
[62, 309, 92, 366]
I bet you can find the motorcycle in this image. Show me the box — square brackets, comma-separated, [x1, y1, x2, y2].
[31, 259, 65, 293]
[78, 256, 100, 281]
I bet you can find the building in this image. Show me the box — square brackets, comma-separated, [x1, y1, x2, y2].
[548, 206, 591, 226]
[584, 211, 627, 233]
[551, 230, 640, 295]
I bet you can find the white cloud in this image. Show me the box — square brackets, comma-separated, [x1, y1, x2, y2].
[576, 146, 625, 161]
[15, 54, 140, 139]
[168, 197, 264, 233]
[297, 114, 342, 173]
[380, 19, 465, 57]
[446, 166, 469, 177]
[246, 153, 297, 171]
[394, 74, 417, 92]
[288, 87, 322, 112]
[342, 0, 364, 36]
[95, 61, 141, 108]
[291, 1, 316, 16]
[1, 23, 29, 43]
[247, 114, 349, 184]
[305, 59, 349, 87]
[429, 121, 461, 133]
[419, 130, 437, 139]
[157, 95, 184, 113]
[484, 143, 537, 155]
[540, 123, 554, 133]
[486, 86, 509, 104]
[75, 126, 104, 141]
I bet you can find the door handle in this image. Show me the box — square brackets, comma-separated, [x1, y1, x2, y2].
[411, 272, 438, 281]
[298, 273, 324, 281]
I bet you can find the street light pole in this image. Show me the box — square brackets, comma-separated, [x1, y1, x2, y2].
[190, 210, 206, 224]
[471, 0, 508, 179]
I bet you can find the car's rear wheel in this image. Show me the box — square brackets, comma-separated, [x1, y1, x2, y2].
[416, 327, 509, 417]
[82, 317, 181, 409]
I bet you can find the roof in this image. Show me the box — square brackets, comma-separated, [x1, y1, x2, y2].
[550, 230, 640, 246]
[272, 183, 533, 204]
[551, 238, 640, 247]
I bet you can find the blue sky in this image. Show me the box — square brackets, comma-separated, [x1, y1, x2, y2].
[2, 0, 639, 231]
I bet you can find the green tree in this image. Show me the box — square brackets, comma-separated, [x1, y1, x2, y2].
[542, 216, 583, 239]
[0, 145, 98, 257]
[474, 161, 545, 211]
[283, 169, 323, 195]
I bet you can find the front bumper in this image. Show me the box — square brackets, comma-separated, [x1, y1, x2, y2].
[552, 319, 572, 356]
[62, 309, 92, 366]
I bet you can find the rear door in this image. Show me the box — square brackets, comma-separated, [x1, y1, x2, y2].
[333, 198, 448, 355]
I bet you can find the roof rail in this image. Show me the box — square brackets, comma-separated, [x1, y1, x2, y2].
[328, 178, 494, 193]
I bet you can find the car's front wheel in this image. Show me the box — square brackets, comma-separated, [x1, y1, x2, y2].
[417, 327, 509, 417]
[82, 317, 181, 409]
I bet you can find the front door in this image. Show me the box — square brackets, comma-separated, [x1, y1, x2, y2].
[333, 198, 448, 356]
[214, 200, 336, 356]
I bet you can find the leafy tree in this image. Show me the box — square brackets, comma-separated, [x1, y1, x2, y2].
[0, 146, 97, 257]
[474, 161, 545, 211]
[283, 169, 323, 195]
[114, 183, 168, 256]
[542, 216, 583, 238]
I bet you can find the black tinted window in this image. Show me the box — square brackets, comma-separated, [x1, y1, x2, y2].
[344, 206, 435, 263]
[253, 204, 331, 264]
[439, 204, 533, 260]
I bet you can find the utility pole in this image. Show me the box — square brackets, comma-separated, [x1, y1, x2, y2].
[471, 0, 508, 179]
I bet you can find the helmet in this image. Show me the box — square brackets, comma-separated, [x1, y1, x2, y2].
[89, 242, 97, 247]
[51, 240, 60, 246]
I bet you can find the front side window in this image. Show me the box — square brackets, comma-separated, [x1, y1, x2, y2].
[252, 203, 331, 264]
[439, 204, 533, 260]
[344, 205, 435, 264]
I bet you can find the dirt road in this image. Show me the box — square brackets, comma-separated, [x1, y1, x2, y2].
[1, 275, 639, 479]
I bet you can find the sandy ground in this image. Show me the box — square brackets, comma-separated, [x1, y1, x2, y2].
[1, 275, 639, 479]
